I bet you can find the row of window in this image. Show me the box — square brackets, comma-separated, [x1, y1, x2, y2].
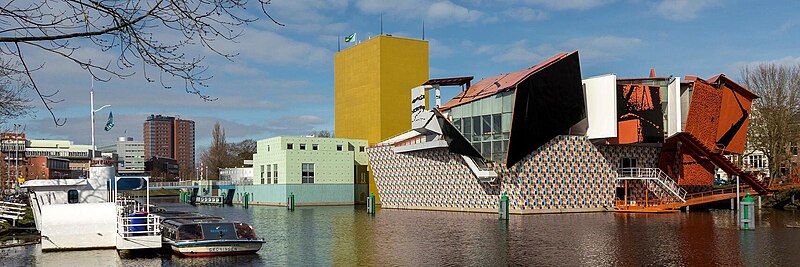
[259, 163, 316, 184]
[283, 143, 364, 152]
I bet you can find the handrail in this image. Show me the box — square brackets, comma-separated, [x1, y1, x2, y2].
[618, 167, 687, 202]
[460, 155, 498, 183]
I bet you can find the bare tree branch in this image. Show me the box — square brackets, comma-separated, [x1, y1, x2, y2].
[0, 0, 284, 126]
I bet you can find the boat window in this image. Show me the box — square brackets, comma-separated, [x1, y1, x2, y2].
[234, 223, 257, 240]
[201, 223, 238, 240]
[178, 224, 204, 241]
[67, 189, 79, 204]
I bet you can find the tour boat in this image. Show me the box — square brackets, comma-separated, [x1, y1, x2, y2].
[161, 217, 265, 257]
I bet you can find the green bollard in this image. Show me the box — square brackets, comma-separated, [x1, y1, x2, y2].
[740, 193, 755, 230]
[244, 193, 250, 209]
[499, 194, 509, 220]
[288, 192, 295, 211]
[367, 193, 376, 215]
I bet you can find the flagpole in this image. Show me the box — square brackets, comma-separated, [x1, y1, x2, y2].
[338, 34, 340, 52]
[90, 79, 111, 151]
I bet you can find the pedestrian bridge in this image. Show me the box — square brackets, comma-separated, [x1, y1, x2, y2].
[149, 180, 253, 190]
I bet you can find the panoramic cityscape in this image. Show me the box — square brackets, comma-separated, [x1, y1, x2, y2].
[2, 0, 800, 266]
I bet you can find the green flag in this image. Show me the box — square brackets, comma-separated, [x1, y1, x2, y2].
[104, 111, 114, 131]
[344, 33, 356, 43]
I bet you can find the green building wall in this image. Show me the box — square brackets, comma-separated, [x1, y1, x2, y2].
[240, 136, 369, 205]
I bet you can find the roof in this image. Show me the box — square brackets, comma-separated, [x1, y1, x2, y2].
[439, 52, 575, 110]
[20, 179, 88, 188]
[423, 76, 473, 87]
[705, 74, 759, 100]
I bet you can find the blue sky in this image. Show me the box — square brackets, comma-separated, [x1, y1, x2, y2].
[10, 0, 800, 152]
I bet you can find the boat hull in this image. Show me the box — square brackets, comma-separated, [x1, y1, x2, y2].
[169, 240, 264, 257]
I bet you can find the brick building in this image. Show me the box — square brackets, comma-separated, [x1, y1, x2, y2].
[143, 115, 195, 179]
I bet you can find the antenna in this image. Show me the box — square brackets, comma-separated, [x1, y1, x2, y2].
[380, 13, 384, 35]
[337, 34, 341, 52]
[422, 20, 425, 40]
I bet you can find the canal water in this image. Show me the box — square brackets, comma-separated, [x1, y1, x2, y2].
[2, 203, 799, 266]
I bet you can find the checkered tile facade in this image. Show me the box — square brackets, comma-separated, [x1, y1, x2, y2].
[368, 136, 662, 212]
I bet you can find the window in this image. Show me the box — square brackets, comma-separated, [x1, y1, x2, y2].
[337, 145, 343, 151]
[67, 189, 79, 204]
[300, 144, 306, 150]
[302, 163, 315, 183]
[359, 146, 365, 152]
[267, 145, 270, 152]
[260, 165, 265, 184]
[620, 158, 638, 169]
[287, 143, 293, 150]
[312, 144, 318, 151]
[266, 165, 272, 184]
[792, 144, 798, 156]
[273, 164, 278, 184]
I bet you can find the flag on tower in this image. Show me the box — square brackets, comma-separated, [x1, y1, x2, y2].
[345, 33, 356, 43]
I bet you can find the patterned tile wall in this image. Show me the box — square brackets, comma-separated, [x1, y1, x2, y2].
[367, 135, 664, 212]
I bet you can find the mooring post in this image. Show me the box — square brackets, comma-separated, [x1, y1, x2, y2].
[367, 193, 376, 215]
[243, 192, 250, 209]
[288, 192, 295, 211]
[499, 194, 510, 220]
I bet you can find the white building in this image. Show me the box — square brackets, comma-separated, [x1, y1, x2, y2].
[98, 137, 145, 174]
[716, 150, 770, 182]
[219, 167, 253, 184]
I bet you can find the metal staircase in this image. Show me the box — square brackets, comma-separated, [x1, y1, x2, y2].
[617, 167, 688, 203]
[671, 132, 771, 195]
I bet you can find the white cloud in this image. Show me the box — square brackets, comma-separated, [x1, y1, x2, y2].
[518, 0, 613, 10]
[562, 36, 642, 61]
[654, 0, 720, 21]
[731, 56, 800, 72]
[504, 7, 549, 21]
[482, 41, 557, 65]
[473, 35, 641, 66]
[355, 0, 485, 25]
[218, 30, 331, 67]
[429, 38, 454, 58]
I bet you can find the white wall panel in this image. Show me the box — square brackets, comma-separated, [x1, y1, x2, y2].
[583, 74, 617, 139]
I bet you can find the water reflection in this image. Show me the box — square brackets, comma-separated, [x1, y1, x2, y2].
[1, 203, 799, 266]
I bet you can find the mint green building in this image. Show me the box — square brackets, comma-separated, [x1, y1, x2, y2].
[236, 136, 369, 206]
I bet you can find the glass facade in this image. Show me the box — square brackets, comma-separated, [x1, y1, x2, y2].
[447, 91, 514, 162]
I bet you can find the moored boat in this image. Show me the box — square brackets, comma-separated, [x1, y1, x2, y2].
[161, 217, 264, 257]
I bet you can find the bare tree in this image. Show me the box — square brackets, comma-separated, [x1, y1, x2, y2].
[741, 63, 800, 184]
[308, 130, 333, 138]
[0, 0, 283, 126]
[200, 121, 236, 179]
[0, 59, 32, 125]
[228, 139, 256, 164]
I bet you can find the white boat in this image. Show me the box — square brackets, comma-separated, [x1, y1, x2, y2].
[161, 217, 265, 257]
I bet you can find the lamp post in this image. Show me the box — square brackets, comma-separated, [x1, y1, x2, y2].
[90, 80, 111, 150]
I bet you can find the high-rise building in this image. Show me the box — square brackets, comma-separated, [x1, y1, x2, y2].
[98, 137, 145, 174]
[1, 132, 26, 192]
[143, 115, 195, 179]
[334, 35, 429, 202]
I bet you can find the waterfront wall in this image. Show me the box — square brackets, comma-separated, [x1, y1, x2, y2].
[235, 184, 355, 206]
[368, 135, 645, 213]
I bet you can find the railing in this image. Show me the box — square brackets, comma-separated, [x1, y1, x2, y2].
[115, 198, 161, 238]
[150, 180, 195, 188]
[117, 214, 161, 237]
[617, 167, 688, 202]
[0, 201, 25, 221]
[684, 186, 749, 200]
[149, 179, 254, 188]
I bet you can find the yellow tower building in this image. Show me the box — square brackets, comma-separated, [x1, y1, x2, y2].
[334, 35, 429, 203]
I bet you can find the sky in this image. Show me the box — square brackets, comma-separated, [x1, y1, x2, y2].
[8, 0, 800, 153]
